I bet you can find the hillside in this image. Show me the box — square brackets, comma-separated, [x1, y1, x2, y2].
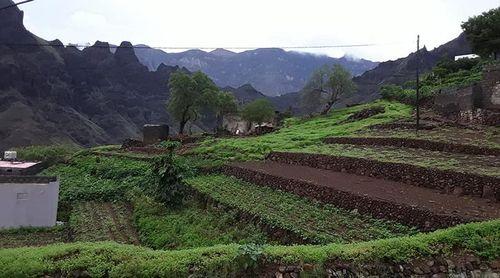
[345, 33, 472, 105]
[134, 45, 378, 96]
[3, 100, 499, 276]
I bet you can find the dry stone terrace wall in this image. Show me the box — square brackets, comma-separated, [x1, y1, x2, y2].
[266, 152, 500, 201]
[218, 165, 465, 231]
[324, 136, 500, 156]
[265, 255, 499, 278]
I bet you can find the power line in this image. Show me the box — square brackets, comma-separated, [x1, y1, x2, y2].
[0, 0, 35, 11]
[0, 41, 413, 51]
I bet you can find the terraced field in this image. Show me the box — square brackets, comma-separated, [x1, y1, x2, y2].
[185, 175, 416, 244]
[70, 202, 140, 245]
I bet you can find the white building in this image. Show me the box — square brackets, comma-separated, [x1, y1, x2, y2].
[0, 176, 59, 229]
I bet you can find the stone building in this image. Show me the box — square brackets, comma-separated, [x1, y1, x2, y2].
[433, 64, 500, 125]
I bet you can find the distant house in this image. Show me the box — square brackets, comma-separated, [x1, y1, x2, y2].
[454, 54, 479, 61]
[222, 113, 280, 136]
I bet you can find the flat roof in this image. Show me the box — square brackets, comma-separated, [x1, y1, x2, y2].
[0, 161, 41, 169]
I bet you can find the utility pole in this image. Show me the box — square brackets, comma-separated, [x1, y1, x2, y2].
[416, 35, 420, 133]
[0, 0, 35, 12]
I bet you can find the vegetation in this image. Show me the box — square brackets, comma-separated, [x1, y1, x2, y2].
[380, 58, 484, 104]
[185, 175, 416, 244]
[462, 7, 500, 59]
[240, 98, 275, 126]
[146, 154, 189, 208]
[167, 71, 219, 134]
[0, 220, 497, 277]
[204, 90, 238, 132]
[14, 145, 81, 166]
[42, 155, 150, 205]
[132, 193, 268, 250]
[70, 202, 139, 245]
[191, 101, 412, 163]
[301, 64, 356, 115]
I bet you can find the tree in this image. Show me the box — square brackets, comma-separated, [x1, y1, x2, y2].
[241, 99, 275, 126]
[301, 64, 357, 115]
[204, 90, 238, 132]
[167, 71, 218, 134]
[462, 7, 500, 60]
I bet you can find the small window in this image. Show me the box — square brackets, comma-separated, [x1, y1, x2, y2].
[17, 193, 28, 200]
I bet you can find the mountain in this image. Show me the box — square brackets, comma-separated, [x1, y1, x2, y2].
[0, 0, 186, 151]
[344, 33, 472, 105]
[134, 46, 378, 97]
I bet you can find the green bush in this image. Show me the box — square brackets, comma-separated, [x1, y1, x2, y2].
[146, 154, 189, 208]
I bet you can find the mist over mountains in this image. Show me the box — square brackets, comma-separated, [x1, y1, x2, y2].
[133, 46, 378, 96]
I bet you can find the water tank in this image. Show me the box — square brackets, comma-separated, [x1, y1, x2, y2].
[4, 151, 17, 161]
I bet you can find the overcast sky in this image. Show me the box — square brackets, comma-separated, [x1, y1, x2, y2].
[19, 0, 500, 61]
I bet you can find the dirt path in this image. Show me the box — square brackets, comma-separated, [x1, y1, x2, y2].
[231, 161, 500, 221]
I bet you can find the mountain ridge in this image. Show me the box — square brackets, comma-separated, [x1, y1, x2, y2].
[133, 45, 378, 96]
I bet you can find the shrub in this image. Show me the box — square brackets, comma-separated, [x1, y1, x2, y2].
[146, 154, 189, 207]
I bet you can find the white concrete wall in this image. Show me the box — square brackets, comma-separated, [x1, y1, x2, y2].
[0, 181, 59, 229]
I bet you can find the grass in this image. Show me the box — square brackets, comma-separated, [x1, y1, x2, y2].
[0, 220, 497, 277]
[190, 100, 412, 163]
[132, 194, 269, 250]
[185, 175, 416, 244]
[357, 125, 500, 149]
[306, 143, 500, 177]
[14, 145, 81, 165]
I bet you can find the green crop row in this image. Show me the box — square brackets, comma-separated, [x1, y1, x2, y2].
[185, 175, 417, 244]
[0, 220, 497, 277]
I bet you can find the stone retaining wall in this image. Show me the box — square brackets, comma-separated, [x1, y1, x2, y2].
[324, 136, 500, 156]
[218, 165, 465, 231]
[266, 152, 500, 201]
[266, 255, 499, 278]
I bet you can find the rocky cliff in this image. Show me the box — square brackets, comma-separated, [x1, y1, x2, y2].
[0, 0, 182, 150]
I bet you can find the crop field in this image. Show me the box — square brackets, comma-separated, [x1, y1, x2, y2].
[0, 226, 69, 248]
[70, 202, 140, 245]
[132, 194, 269, 250]
[4, 99, 499, 276]
[185, 175, 416, 244]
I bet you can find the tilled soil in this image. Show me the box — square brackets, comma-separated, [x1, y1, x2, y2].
[231, 161, 500, 221]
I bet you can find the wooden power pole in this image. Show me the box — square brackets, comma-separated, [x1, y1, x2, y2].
[416, 35, 421, 133]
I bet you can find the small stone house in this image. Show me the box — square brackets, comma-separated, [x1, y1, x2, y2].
[433, 64, 500, 125]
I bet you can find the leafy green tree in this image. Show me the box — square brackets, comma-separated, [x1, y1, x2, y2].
[241, 99, 275, 126]
[301, 64, 357, 115]
[167, 71, 218, 134]
[462, 7, 500, 59]
[204, 90, 238, 132]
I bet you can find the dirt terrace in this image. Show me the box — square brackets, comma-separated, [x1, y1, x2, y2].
[324, 137, 500, 156]
[221, 161, 500, 231]
[267, 152, 500, 200]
